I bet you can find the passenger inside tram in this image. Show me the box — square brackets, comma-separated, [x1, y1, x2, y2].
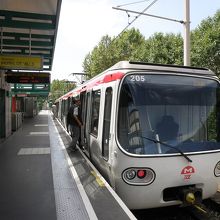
[155, 115, 179, 145]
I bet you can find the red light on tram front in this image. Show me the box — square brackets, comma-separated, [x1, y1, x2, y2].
[137, 170, 146, 179]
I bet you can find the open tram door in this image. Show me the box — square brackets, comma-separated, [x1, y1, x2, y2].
[81, 91, 91, 157]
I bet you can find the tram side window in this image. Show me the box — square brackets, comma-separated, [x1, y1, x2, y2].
[102, 87, 112, 159]
[91, 90, 100, 136]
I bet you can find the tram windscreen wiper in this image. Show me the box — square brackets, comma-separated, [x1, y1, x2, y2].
[140, 136, 192, 163]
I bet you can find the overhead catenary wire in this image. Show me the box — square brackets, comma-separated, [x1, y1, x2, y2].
[113, 7, 184, 24]
[112, 0, 190, 65]
[117, 0, 150, 8]
[114, 0, 159, 40]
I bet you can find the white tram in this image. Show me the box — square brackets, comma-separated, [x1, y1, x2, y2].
[56, 61, 220, 209]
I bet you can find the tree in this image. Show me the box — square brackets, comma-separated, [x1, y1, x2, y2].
[37, 96, 47, 110]
[139, 32, 183, 65]
[112, 28, 145, 61]
[49, 79, 76, 103]
[82, 10, 220, 78]
[82, 28, 146, 77]
[191, 10, 220, 76]
[83, 35, 115, 77]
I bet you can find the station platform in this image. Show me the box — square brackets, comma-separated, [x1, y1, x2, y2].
[0, 110, 136, 220]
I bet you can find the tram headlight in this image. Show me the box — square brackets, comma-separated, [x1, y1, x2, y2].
[125, 169, 136, 180]
[214, 161, 220, 177]
[122, 168, 155, 185]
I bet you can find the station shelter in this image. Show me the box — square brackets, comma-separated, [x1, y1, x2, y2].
[0, 0, 62, 141]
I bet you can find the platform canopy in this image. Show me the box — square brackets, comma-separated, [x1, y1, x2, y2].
[0, 0, 62, 71]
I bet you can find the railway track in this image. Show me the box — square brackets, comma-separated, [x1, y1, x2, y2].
[132, 195, 220, 220]
[186, 200, 220, 220]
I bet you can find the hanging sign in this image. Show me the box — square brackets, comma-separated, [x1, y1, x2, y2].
[0, 55, 43, 70]
[5, 71, 50, 84]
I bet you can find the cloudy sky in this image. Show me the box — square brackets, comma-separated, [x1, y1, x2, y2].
[51, 0, 220, 81]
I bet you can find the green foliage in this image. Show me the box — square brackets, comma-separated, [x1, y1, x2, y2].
[37, 97, 47, 110]
[83, 28, 146, 76]
[83, 28, 184, 76]
[112, 28, 145, 61]
[83, 35, 116, 77]
[191, 10, 220, 76]
[83, 10, 220, 79]
[140, 32, 183, 65]
[49, 79, 76, 103]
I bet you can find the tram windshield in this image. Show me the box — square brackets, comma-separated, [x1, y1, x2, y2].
[117, 73, 220, 155]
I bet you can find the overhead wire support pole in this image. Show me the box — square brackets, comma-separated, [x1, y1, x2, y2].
[113, 0, 191, 66]
[184, 0, 190, 66]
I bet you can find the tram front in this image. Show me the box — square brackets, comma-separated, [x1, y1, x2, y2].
[116, 69, 220, 209]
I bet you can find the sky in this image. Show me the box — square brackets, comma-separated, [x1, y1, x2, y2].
[51, 0, 220, 81]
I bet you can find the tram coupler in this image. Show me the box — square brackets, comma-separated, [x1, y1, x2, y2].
[178, 187, 202, 207]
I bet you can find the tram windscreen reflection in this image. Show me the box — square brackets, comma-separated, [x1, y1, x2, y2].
[117, 74, 220, 155]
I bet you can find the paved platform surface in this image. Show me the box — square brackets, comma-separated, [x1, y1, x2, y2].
[0, 111, 57, 220]
[0, 110, 136, 220]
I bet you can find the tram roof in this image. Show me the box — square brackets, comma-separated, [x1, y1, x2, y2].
[56, 60, 217, 102]
[0, 0, 62, 71]
[108, 61, 215, 76]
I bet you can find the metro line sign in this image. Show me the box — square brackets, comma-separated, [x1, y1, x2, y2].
[0, 54, 43, 70]
[181, 165, 195, 180]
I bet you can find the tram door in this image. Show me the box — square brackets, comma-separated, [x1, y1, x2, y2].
[79, 92, 86, 148]
[0, 89, 5, 138]
[102, 87, 113, 160]
[82, 91, 91, 156]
